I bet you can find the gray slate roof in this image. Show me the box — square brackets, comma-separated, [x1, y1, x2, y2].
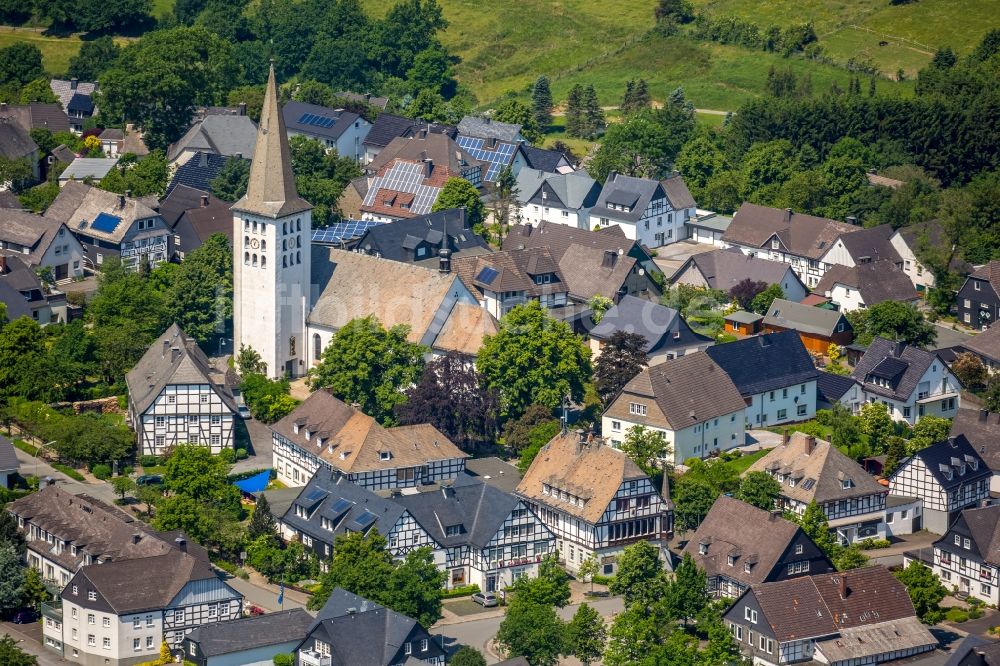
[955, 324, 1000, 364]
[705, 330, 819, 396]
[363, 113, 455, 150]
[672, 247, 802, 293]
[951, 407, 1000, 472]
[125, 323, 237, 415]
[816, 371, 858, 404]
[283, 100, 362, 140]
[50, 79, 97, 111]
[660, 174, 696, 209]
[722, 203, 860, 259]
[353, 208, 490, 265]
[520, 145, 571, 173]
[907, 437, 991, 491]
[503, 221, 646, 264]
[589, 294, 711, 354]
[0, 122, 38, 160]
[464, 457, 522, 493]
[167, 114, 258, 162]
[833, 224, 901, 264]
[515, 168, 601, 210]
[764, 298, 851, 338]
[457, 115, 521, 142]
[0, 434, 18, 473]
[939, 505, 1000, 568]
[850, 337, 944, 402]
[185, 608, 312, 657]
[814, 261, 917, 306]
[591, 173, 664, 223]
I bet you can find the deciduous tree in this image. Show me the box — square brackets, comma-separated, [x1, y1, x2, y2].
[495, 596, 565, 666]
[665, 553, 708, 625]
[894, 561, 947, 623]
[620, 426, 668, 477]
[431, 177, 486, 231]
[951, 352, 987, 389]
[593, 331, 646, 406]
[609, 540, 667, 609]
[672, 477, 716, 533]
[729, 278, 768, 311]
[735, 470, 781, 510]
[859, 402, 894, 455]
[565, 604, 606, 666]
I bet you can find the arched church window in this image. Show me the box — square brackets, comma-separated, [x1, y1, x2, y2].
[283, 256, 287, 268]
[252, 221, 258, 233]
[244, 236, 249, 248]
[244, 220, 249, 231]
[313, 334, 322, 361]
[283, 222, 287, 235]
[296, 250, 301, 264]
[297, 235, 302, 248]
[252, 254, 258, 267]
[261, 256, 267, 268]
[282, 239, 287, 251]
[296, 219, 301, 232]
[261, 239, 266, 252]
[244, 252, 249, 265]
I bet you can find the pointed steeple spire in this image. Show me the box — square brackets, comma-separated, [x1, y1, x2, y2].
[232, 63, 311, 218]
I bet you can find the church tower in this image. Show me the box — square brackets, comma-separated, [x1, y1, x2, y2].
[232, 64, 312, 378]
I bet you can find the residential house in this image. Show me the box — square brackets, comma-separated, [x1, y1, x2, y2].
[747, 432, 890, 543]
[930, 504, 1000, 606]
[282, 100, 371, 163]
[888, 436, 991, 534]
[50, 79, 97, 133]
[45, 182, 171, 271]
[0, 208, 85, 279]
[99, 125, 149, 158]
[457, 115, 524, 143]
[270, 389, 467, 489]
[167, 114, 258, 166]
[126, 324, 239, 457]
[503, 221, 661, 279]
[958, 261, 1000, 330]
[723, 566, 936, 666]
[52, 540, 242, 663]
[950, 407, 1000, 492]
[166, 151, 231, 196]
[337, 177, 367, 220]
[813, 261, 918, 312]
[889, 222, 972, 292]
[686, 212, 732, 246]
[358, 131, 482, 221]
[602, 352, 746, 462]
[670, 248, 808, 302]
[455, 133, 526, 184]
[816, 372, 862, 413]
[941, 635, 1000, 666]
[952, 325, 1000, 373]
[452, 247, 568, 318]
[589, 172, 692, 248]
[681, 495, 835, 599]
[333, 91, 389, 110]
[393, 474, 556, 592]
[361, 113, 455, 165]
[157, 187, 232, 260]
[520, 144, 574, 173]
[0, 253, 68, 324]
[816, 223, 902, 270]
[763, 299, 853, 354]
[0, 434, 18, 488]
[7, 486, 181, 589]
[296, 588, 445, 666]
[513, 168, 601, 229]
[0, 102, 70, 135]
[182, 608, 313, 666]
[307, 248, 496, 361]
[721, 203, 863, 288]
[516, 429, 673, 575]
[352, 208, 490, 266]
[589, 295, 713, 364]
[310, 219, 384, 250]
[851, 337, 961, 424]
[705, 330, 820, 427]
[0, 118, 40, 186]
[58, 157, 119, 187]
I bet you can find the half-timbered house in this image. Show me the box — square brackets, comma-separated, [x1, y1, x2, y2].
[516, 430, 673, 576]
[723, 567, 936, 666]
[929, 504, 1000, 605]
[50, 538, 242, 665]
[270, 389, 467, 489]
[746, 432, 889, 544]
[126, 324, 239, 456]
[888, 436, 991, 534]
[681, 495, 834, 599]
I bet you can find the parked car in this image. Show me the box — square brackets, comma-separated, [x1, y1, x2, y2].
[12, 609, 38, 624]
[247, 605, 265, 616]
[136, 474, 163, 486]
[471, 592, 498, 607]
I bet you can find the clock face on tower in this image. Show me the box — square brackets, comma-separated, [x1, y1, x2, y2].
[250, 238, 260, 249]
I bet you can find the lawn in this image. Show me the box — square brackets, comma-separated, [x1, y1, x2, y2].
[725, 448, 771, 474]
[0, 28, 83, 76]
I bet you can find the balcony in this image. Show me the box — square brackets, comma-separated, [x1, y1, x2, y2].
[916, 390, 959, 404]
[299, 650, 332, 666]
[41, 601, 62, 622]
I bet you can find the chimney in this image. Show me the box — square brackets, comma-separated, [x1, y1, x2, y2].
[484, 117, 491, 124]
[981, 409, 989, 423]
[892, 340, 905, 358]
[423, 158, 433, 178]
[782, 429, 789, 447]
[846, 215, 858, 225]
[118, 194, 126, 209]
[131, 533, 142, 544]
[805, 435, 817, 455]
[839, 575, 849, 599]
[238, 102, 247, 116]
[70, 78, 78, 90]
[125, 189, 132, 199]
[0, 102, 6, 112]
[785, 207, 793, 222]
[608, 170, 618, 182]
[170, 346, 181, 362]
[175, 536, 187, 553]
[200, 194, 209, 207]
[161, 339, 170, 357]
[234, 152, 242, 160]
[438, 248, 451, 274]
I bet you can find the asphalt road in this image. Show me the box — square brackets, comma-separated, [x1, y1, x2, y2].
[10, 446, 119, 506]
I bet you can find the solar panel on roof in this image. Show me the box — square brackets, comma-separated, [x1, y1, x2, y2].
[304, 488, 327, 503]
[91, 212, 122, 234]
[476, 266, 499, 284]
[330, 498, 352, 514]
[354, 511, 377, 528]
[298, 113, 312, 124]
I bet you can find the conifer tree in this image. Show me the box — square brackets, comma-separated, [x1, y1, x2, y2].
[565, 84, 584, 138]
[621, 79, 636, 114]
[248, 494, 276, 540]
[531, 75, 553, 130]
[581, 84, 604, 139]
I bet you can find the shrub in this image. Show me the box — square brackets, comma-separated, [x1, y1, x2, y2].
[442, 584, 481, 599]
[139, 455, 161, 467]
[52, 463, 85, 481]
[945, 608, 969, 623]
[970, 606, 985, 620]
[92, 464, 112, 480]
[592, 574, 615, 585]
[218, 449, 236, 464]
[859, 538, 891, 549]
[236, 448, 248, 460]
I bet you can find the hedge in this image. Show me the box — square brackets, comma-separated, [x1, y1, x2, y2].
[443, 584, 481, 599]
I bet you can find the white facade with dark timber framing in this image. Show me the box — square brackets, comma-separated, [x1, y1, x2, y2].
[516, 430, 673, 576]
[126, 324, 238, 456]
[928, 505, 1000, 605]
[888, 437, 991, 535]
[232, 64, 313, 379]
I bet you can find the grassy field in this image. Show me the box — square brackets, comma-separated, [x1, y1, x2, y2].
[0, 27, 84, 75]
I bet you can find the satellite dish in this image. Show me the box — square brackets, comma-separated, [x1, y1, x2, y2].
[638, 268, 645, 276]
[618, 248, 624, 255]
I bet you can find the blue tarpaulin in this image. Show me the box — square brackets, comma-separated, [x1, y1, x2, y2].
[234, 470, 270, 494]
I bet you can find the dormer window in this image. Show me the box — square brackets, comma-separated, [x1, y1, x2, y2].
[841, 479, 854, 490]
[964, 538, 971, 549]
[445, 525, 462, 537]
[304, 430, 311, 441]
[379, 451, 391, 461]
[699, 542, 708, 555]
[629, 403, 647, 416]
[744, 562, 752, 573]
[293, 424, 299, 434]
[771, 239, 780, 250]
[543, 484, 550, 494]
[727, 555, 736, 566]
